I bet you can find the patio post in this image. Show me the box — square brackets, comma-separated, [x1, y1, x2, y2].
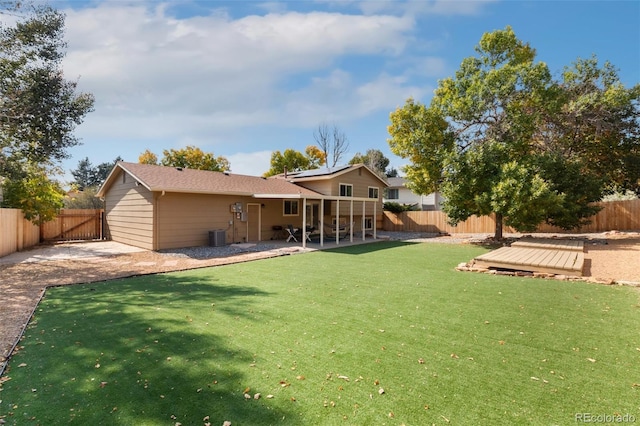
[349, 198, 354, 242]
[302, 197, 307, 249]
[335, 198, 340, 245]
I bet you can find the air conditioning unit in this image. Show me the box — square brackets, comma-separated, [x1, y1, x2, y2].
[209, 230, 226, 247]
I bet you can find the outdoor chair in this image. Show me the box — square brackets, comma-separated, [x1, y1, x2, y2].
[286, 225, 300, 242]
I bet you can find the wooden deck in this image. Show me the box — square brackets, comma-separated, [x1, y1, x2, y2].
[472, 238, 585, 276]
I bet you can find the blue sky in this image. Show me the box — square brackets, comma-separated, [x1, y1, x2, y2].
[50, 0, 639, 180]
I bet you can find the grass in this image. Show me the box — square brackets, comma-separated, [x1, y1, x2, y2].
[0, 241, 639, 425]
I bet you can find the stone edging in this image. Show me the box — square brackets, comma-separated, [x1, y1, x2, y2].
[455, 262, 640, 287]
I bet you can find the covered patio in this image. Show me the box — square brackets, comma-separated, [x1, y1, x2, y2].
[253, 192, 382, 249]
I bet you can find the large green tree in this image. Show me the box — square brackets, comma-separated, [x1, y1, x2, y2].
[70, 156, 122, 189]
[0, 4, 94, 222]
[263, 145, 325, 177]
[388, 27, 639, 239]
[139, 146, 230, 172]
[349, 148, 394, 178]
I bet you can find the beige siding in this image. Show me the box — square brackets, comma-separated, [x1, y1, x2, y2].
[295, 180, 332, 195]
[104, 169, 155, 250]
[321, 168, 384, 230]
[156, 193, 260, 249]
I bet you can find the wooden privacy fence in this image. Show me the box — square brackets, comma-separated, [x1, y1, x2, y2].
[382, 199, 640, 234]
[40, 209, 104, 241]
[0, 208, 40, 257]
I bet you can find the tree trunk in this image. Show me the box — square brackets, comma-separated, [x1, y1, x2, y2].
[494, 212, 504, 240]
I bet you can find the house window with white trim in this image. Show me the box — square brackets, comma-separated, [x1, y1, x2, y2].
[283, 200, 299, 216]
[368, 187, 379, 199]
[363, 216, 373, 230]
[386, 188, 399, 199]
[339, 183, 353, 197]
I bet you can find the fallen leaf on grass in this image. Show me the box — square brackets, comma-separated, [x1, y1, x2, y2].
[378, 388, 385, 395]
[99, 382, 107, 388]
[450, 353, 459, 359]
[337, 375, 349, 381]
[587, 358, 596, 363]
[254, 393, 261, 400]
[418, 358, 425, 364]
[296, 375, 305, 380]
[266, 394, 274, 399]
[243, 393, 251, 400]
[18, 363, 27, 368]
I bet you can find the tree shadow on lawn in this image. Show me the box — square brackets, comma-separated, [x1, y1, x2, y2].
[2, 274, 295, 425]
[320, 240, 419, 255]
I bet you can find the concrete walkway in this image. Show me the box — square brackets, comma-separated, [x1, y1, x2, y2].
[0, 241, 147, 264]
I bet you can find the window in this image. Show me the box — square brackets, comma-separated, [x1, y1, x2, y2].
[368, 187, 379, 199]
[363, 217, 373, 230]
[339, 183, 353, 197]
[386, 188, 399, 199]
[283, 200, 299, 216]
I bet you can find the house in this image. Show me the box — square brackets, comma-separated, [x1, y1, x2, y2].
[383, 177, 443, 211]
[97, 161, 387, 251]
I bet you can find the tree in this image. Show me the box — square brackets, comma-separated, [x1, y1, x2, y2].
[0, 5, 94, 176]
[1, 163, 65, 223]
[64, 186, 104, 209]
[314, 123, 349, 168]
[542, 56, 640, 195]
[388, 26, 639, 239]
[70, 156, 122, 189]
[138, 149, 158, 165]
[139, 146, 230, 172]
[349, 148, 391, 179]
[263, 145, 326, 177]
[0, 4, 95, 223]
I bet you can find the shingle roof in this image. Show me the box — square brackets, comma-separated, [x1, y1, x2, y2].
[387, 177, 407, 188]
[98, 162, 322, 197]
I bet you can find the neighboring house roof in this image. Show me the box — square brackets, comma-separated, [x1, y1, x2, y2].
[271, 164, 389, 187]
[386, 177, 406, 189]
[97, 162, 322, 198]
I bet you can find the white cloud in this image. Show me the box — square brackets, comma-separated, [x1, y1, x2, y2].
[62, 3, 417, 146]
[226, 150, 273, 176]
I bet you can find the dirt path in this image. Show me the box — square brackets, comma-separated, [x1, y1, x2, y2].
[1, 233, 639, 374]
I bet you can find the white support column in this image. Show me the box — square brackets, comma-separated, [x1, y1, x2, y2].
[373, 200, 377, 240]
[349, 199, 354, 242]
[320, 198, 324, 247]
[362, 200, 366, 241]
[335, 199, 340, 245]
[302, 197, 307, 249]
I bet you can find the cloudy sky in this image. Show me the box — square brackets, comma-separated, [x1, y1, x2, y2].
[42, 1, 640, 178]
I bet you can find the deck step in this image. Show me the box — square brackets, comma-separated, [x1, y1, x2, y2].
[511, 238, 584, 252]
[472, 238, 585, 276]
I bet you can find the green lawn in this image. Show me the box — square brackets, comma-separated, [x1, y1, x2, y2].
[1, 241, 638, 425]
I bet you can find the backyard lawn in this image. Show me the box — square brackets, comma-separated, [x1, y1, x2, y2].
[0, 241, 638, 425]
